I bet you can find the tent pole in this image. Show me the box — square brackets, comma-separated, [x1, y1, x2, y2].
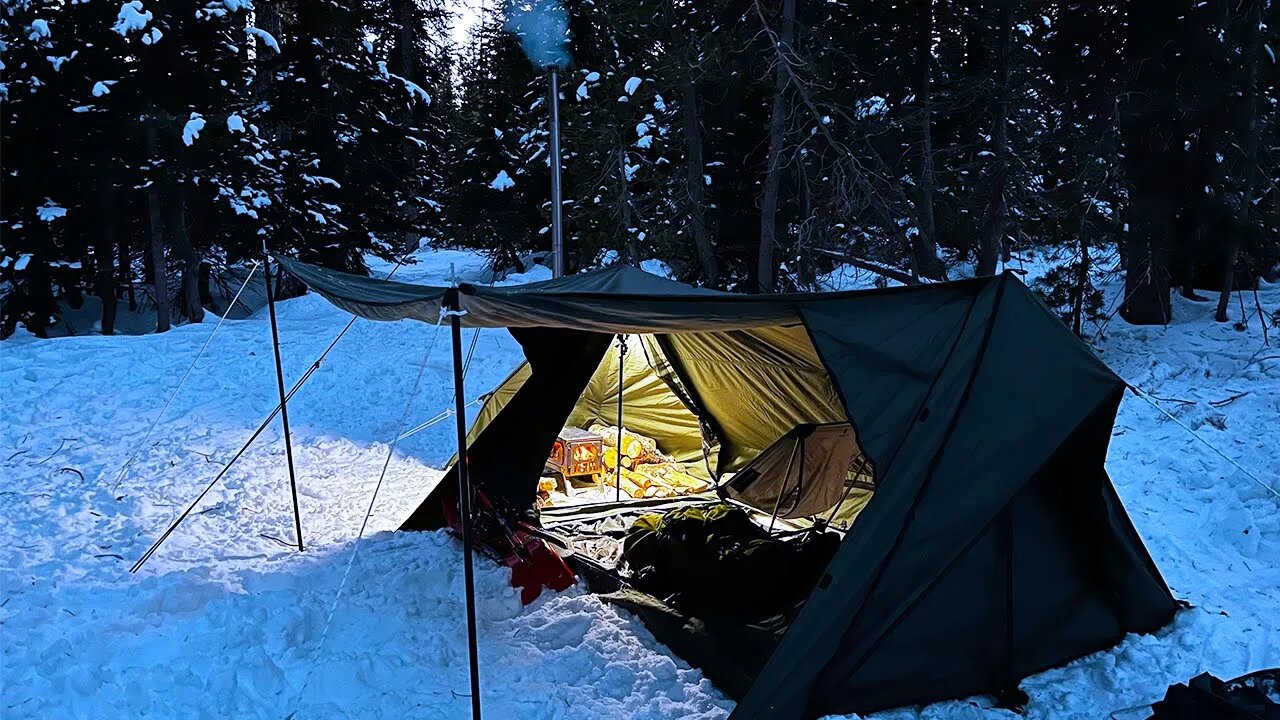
[768, 439, 800, 534]
[548, 66, 565, 278]
[615, 335, 626, 502]
[447, 289, 483, 720]
[261, 243, 304, 553]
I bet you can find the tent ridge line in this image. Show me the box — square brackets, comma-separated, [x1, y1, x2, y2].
[822, 278, 1011, 690]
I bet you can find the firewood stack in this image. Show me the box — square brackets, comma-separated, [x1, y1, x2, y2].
[592, 423, 710, 499]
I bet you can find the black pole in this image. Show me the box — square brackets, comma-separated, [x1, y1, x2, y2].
[448, 289, 483, 720]
[132, 259, 412, 573]
[262, 245, 304, 553]
[615, 335, 626, 501]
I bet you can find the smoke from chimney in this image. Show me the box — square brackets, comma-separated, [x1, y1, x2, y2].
[504, 0, 571, 69]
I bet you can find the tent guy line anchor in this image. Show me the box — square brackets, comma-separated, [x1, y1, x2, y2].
[1125, 382, 1280, 500]
[129, 258, 411, 574]
[112, 260, 261, 493]
[285, 309, 448, 718]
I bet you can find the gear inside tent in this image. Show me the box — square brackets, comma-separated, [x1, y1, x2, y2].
[281, 257, 1179, 720]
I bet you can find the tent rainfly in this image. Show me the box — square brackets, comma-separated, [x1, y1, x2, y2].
[281, 258, 1177, 719]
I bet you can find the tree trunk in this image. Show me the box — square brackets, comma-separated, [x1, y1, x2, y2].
[392, 0, 415, 80]
[1120, 186, 1173, 325]
[1120, 0, 1176, 325]
[795, 158, 816, 288]
[758, 0, 797, 293]
[1071, 209, 1091, 336]
[164, 179, 204, 323]
[977, 0, 1013, 277]
[253, 1, 284, 98]
[198, 261, 217, 315]
[1214, 0, 1262, 322]
[680, 76, 719, 285]
[24, 255, 56, 338]
[912, 0, 947, 281]
[618, 147, 637, 263]
[145, 112, 172, 333]
[97, 157, 118, 336]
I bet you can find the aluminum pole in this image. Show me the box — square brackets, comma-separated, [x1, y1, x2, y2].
[548, 67, 565, 278]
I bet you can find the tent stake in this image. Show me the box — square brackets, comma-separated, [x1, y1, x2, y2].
[262, 244, 304, 553]
[447, 288, 483, 720]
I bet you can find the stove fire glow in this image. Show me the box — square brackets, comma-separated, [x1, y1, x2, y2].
[547, 427, 604, 481]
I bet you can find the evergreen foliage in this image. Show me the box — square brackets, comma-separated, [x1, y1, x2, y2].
[2, 0, 1277, 338]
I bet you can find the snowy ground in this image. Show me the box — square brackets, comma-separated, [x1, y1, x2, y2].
[1, 248, 1276, 719]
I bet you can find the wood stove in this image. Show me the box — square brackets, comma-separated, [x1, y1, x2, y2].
[547, 427, 604, 483]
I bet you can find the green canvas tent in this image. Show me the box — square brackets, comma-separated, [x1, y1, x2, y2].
[281, 258, 1177, 718]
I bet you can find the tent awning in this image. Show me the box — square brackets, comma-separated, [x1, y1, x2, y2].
[279, 257, 985, 333]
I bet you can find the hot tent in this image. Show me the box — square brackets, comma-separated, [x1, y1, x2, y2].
[281, 258, 1177, 718]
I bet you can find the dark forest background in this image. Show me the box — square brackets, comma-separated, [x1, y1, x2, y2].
[2, 0, 1278, 340]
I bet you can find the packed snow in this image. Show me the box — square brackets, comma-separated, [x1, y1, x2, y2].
[1, 248, 1276, 719]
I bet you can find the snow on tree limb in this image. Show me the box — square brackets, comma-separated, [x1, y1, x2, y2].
[113, 2, 152, 36]
[246, 27, 280, 54]
[182, 113, 206, 146]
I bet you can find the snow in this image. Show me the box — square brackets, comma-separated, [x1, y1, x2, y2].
[28, 19, 51, 41]
[855, 95, 885, 117]
[640, 258, 675, 279]
[37, 200, 67, 222]
[46, 53, 75, 72]
[246, 27, 280, 54]
[375, 61, 431, 104]
[13, 253, 33, 271]
[489, 169, 515, 191]
[226, 114, 245, 133]
[91, 81, 111, 97]
[182, 113, 206, 146]
[625, 76, 642, 95]
[1, 246, 1277, 719]
[302, 174, 341, 188]
[576, 82, 589, 100]
[112, 1, 152, 36]
[400, 78, 432, 105]
[585, 71, 601, 82]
